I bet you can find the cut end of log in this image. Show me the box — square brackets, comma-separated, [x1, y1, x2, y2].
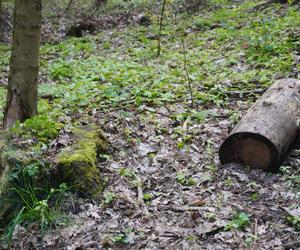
[219, 132, 279, 171]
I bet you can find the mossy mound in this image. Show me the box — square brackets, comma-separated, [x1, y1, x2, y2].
[0, 127, 109, 229]
[56, 128, 109, 198]
[0, 138, 31, 229]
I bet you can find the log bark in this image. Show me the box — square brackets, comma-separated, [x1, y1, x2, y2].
[219, 78, 300, 171]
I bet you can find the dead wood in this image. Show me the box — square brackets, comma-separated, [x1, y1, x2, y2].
[219, 78, 300, 171]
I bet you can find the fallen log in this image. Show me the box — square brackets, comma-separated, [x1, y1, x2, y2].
[219, 78, 300, 171]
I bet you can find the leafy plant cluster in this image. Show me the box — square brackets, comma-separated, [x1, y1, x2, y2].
[2, 165, 69, 248]
[175, 171, 196, 186]
[11, 115, 63, 143]
[224, 212, 251, 231]
[287, 214, 300, 231]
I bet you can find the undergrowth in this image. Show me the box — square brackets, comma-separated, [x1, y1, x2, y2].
[1, 167, 69, 248]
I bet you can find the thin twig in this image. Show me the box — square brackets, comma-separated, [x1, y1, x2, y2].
[158, 205, 207, 212]
[78, 241, 98, 248]
[223, 88, 266, 96]
[137, 179, 149, 216]
[181, 36, 194, 108]
[134, 106, 172, 118]
[2, 16, 12, 29]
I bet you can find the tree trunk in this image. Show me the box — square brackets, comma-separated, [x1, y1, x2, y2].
[219, 78, 300, 171]
[0, 0, 2, 40]
[3, 0, 42, 129]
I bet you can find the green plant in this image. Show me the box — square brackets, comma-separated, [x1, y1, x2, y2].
[177, 141, 185, 149]
[175, 171, 196, 186]
[50, 63, 74, 80]
[111, 227, 138, 244]
[119, 168, 141, 187]
[225, 212, 250, 231]
[229, 110, 241, 125]
[279, 165, 292, 174]
[293, 176, 300, 191]
[250, 192, 259, 201]
[119, 168, 137, 179]
[103, 191, 116, 204]
[143, 193, 153, 201]
[3, 178, 69, 247]
[247, 181, 259, 189]
[224, 177, 234, 187]
[185, 235, 196, 241]
[245, 234, 258, 246]
[287, 215, 300, 231]
[112, 233, 129, 244]
[194, 18, 214, 30]
[205, 164, 217, 173]
[204, 212, 216, 222]
[11, 115, 63, 142]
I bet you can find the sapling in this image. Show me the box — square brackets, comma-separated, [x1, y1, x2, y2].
[181, 35, 195, 108]
[157, 0, 167, 56]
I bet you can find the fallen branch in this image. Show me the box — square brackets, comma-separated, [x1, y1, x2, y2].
[283, 241, 300, 250]
[250, 0, 299, 12]
[134, 106, 172, 118]
[223, 88, 266, 97]
[78, 241, 98, 249]
[158, 205, 207, 212]
[2, 16, 12, 29]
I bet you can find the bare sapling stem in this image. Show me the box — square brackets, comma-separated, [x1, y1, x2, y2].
[157, 0, 167, 56]
[181, 35, 194, 108]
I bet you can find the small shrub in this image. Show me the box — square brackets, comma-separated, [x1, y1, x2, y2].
[50, 63, 74, 80]
[225, 212, 250, 231]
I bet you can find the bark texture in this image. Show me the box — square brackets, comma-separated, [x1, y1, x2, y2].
[0, 0, 2, 40]
[3, 0, 42, 129]
[219, 78, 300, 171]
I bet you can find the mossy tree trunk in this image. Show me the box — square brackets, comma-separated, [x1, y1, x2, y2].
[3, 0, 42, 129]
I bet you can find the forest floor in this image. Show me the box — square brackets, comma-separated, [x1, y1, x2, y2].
[0, 0, 300, 249]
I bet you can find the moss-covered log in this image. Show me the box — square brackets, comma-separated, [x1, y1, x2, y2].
[56, 128, 108, 198]
[219, 78, 300, 171]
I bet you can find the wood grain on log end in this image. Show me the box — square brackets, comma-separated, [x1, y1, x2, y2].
[219, 132, 279, 171]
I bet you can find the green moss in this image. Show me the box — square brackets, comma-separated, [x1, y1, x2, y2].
[0, 128, 109, 230]
[57, 128, 108, 198]
[11, 115, 63, 143]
